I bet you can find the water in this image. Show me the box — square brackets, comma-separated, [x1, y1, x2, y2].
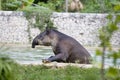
[0, 45, 53, 64]
[0, 44, 120, 66]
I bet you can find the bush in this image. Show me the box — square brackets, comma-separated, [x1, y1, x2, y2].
[22, 6, 55, 31]
[0, 57, 15, 80]
[80, 0, 119, 13]
[38, 0, 64, 12]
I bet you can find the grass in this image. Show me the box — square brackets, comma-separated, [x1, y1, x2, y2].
[0, 54, 101, 80]
[1, 57, 120, 80]
[10, 62, 101, 80]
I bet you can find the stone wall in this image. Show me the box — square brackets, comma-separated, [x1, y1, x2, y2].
[52, 13, 120, 47]
[0, 11, 40, 44]
[0, 11, 120, 47]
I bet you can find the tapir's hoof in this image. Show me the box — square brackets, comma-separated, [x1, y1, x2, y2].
[42, 59, 51, 63]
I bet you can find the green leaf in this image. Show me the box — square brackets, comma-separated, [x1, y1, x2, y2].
[107, 51, 120, 66]
[22, 6, 54, 31]
[96, 49, 102, 56]
[6, 3, 18, 8]
[106, 67, 119, 78]
[28, 0, 34, 3]
[114, 5, 120, 12]
[108, 23, 118, 33]
[106, 14, 113, 20]
[115, 15, 120, 24]
[108, 51, 120, 58]
[22, 0, 34, 6]
[99, 28, 105, 40]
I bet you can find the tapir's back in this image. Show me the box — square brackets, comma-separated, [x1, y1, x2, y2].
[63, 37, 91, 63]
[55, 30, 91, 63]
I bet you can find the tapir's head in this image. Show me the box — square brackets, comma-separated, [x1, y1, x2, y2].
[32, 27, 57, 48]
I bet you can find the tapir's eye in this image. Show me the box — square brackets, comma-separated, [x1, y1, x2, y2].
[39, 32, 46, 40]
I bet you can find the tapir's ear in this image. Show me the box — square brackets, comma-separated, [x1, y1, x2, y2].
[46, 27, 49, 30]
[46, 27, 51, 35]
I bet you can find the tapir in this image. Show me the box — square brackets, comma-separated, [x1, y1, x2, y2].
[32, 28, 91, 64]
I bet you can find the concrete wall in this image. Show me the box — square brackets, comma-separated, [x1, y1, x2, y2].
[0, 11, 120, 47]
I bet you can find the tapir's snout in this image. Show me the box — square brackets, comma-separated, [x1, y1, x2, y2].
[32, 42, 35, 48]
[32, 38, 38, 48]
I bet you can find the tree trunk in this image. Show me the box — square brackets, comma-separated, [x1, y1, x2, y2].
[65, 0, 68, 12]
[101, 45, 106, 80]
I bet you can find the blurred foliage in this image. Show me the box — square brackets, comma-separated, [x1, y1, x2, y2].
[1, 0, 120, 13]
[0, 57, 15, 80]
[34, 0, 120, 13]
[106, 67, 120, 80]
[22, 6, 54, 31]
[7, 65, 101, 80]
[81, 0, 120, 13]
[1, 0, 34, 10]
[33, 0, 48, 4]
[38, 0, 64, 12]
[0, 45, 14, 80]
[96, 2, 120, 80]
[107, 50, 120, 66]
[0, 0, 1, 10]
[0, 57, 119, 80]
[1, 0, 55, 31]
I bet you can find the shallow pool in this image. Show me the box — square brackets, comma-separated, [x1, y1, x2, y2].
[0, 44, 120, 66]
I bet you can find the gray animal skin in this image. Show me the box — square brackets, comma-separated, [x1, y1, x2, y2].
[32, 28, 91, 64]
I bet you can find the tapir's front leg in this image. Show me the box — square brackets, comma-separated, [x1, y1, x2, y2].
[42, 53, 68, 63]
[48, 53, 68, 62]
[42, 56, 54, 63]
[42, 45, 69, 63]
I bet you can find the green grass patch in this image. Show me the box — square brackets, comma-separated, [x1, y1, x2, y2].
[0, 57, 101, 80]
[1, 58, 120, 80]
[11, 63, 101, 80]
